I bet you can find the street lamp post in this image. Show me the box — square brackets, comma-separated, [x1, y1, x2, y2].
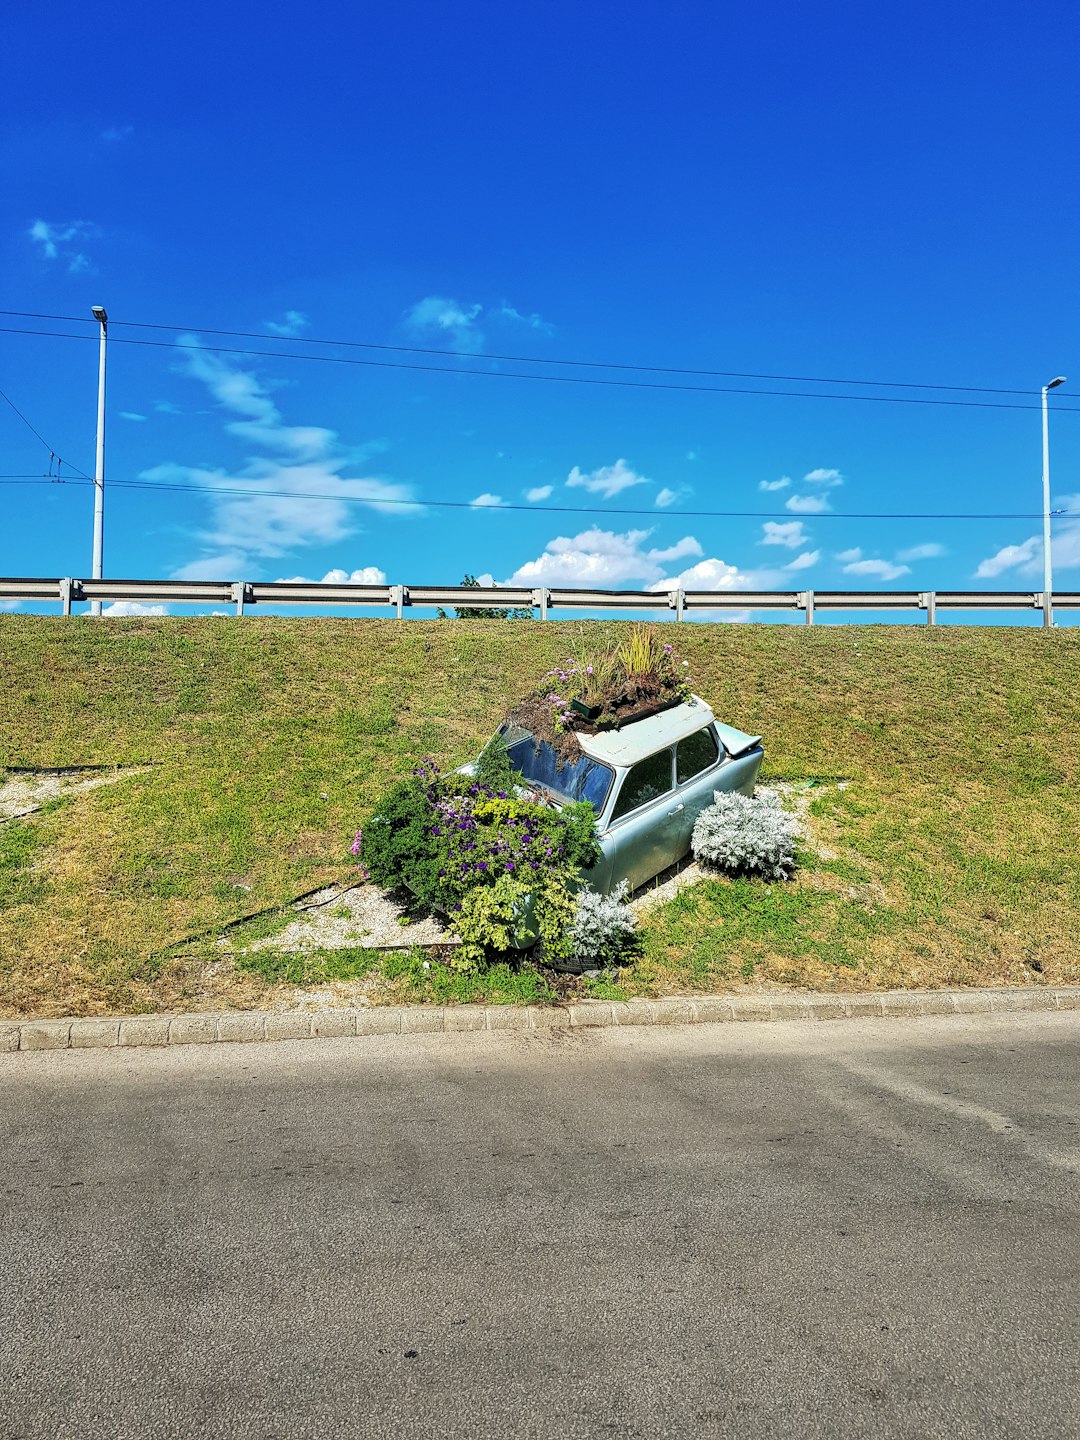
[90, 305, 108, 616]
[1041, 375, 1067, 629]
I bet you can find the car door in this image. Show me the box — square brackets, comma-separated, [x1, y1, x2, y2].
[605, 746, 683, 892]
[671, 725, 725, 853]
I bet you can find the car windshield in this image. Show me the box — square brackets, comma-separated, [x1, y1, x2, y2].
[498, 723, 614, 814]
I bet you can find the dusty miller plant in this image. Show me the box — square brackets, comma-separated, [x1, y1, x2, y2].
[691, 791, 796, 882]
[571, 881, 638, 968]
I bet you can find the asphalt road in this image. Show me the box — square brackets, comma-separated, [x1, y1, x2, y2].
[1, 1013, 1077, 1440]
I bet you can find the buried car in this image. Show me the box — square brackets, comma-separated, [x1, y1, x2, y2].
[474, 694, 763, 898]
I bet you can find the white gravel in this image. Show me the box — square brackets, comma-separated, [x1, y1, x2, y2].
[244, 881, 455, 954]
[0, 767, 144, 821]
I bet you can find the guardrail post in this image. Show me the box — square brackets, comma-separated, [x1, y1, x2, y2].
[533, 587, 549, 622]
[799, 590, 815, 625]
[231, 582, 248, 617]
[920, 591, 937, 625]
[389, 584, 406, 619]
[59, 578, 73, 616]
[668, 588, 684, 622]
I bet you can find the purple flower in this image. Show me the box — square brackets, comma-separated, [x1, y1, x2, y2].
[477, 861, 488, 870]
[506, 861, 515, 871]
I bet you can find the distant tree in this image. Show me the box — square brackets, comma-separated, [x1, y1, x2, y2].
[436, 574, 533, 620]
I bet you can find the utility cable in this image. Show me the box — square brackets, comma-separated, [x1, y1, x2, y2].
[0, 325, 1074, 415]
[0, 473, 1074, 520]
[0, 383, 91, 479]
[0, 308, 1048, 398]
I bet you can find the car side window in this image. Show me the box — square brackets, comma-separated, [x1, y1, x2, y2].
[676, 727, 720, 785]
[611, 749, 674, 822]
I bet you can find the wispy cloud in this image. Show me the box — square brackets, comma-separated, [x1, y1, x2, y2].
[761, 520, 809, 549]
[566, 458, 651, 500]
[974, 537, 1040, 578]
[804, 467, 843, 487]
[655, 488, 678, 508]
[264, 310, 310, 338]
[99, 601, 168, 616]
[842, 558, 911, 581]
[785, 494, 832, 514]
[405, 296, 484, 352]
[836, 547, 862, 563]
[493, 303, 552, 335]
[759, 476, 792, 492]
[119, 411, 147, 422]
[897, 542, 946, 562]
[470, 493, 504, 508]
[785, 549, 820, 571]
[153, 342, 416, 575]
[28, 219, 97, 273]
[525, 485, 553, 503]
[154, 401, 182, 415]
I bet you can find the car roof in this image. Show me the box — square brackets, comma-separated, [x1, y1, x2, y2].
[574, 695, 716, 767]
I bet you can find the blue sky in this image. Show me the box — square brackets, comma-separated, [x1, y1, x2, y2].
[2, 0, 1078, 620]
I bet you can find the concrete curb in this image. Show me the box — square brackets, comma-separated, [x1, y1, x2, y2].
[2, 987, 1077, 1054]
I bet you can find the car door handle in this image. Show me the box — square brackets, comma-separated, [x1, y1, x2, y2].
[667, 803, 684, 815]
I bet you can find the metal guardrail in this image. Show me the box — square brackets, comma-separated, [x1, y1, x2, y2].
[1, 577, 1078, 622]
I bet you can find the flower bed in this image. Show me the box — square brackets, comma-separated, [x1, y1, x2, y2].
[354, 760, 600, 968]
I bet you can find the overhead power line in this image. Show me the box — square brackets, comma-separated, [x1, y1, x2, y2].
[0, 473, 1075, 520]
[0, 383, 91, 479]
[0, 308, 1048, 397]
[1, 323, 1075, 416]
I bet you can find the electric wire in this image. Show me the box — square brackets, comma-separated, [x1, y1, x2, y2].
[0, 308, 1048, 398]
[1, 324, 1076, 416]
[0, 383, 92, 479]
[0, 473, 1073, 520]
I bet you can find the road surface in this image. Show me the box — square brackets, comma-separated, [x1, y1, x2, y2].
[1, 1012, 1077, 1438]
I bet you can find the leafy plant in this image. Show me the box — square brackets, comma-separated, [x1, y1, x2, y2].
[691, 791, 797, 882]
[436, 574, 533, 621]
[571, 880, 638, 968]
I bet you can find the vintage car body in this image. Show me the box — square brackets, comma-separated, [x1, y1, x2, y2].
[482, 695, 763, 904]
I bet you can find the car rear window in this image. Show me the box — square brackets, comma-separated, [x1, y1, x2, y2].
[676, 726, 720, 784]
[611, 748, 674, 822]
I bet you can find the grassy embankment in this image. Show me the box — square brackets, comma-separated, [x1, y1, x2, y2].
[1, 616, 1078, 1017]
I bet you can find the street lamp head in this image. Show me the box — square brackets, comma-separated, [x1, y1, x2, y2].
[1045, 375, 1066, 390]
[91, 305, 108, 322]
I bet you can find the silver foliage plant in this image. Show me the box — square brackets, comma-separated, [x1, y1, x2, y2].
[691, 791, 796, 882]
[571, 881, 638, 967]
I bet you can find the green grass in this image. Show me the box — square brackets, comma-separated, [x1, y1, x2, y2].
[1, 616, 1078, 1016]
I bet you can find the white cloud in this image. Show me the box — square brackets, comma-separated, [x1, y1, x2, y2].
[152, 343, 417, 572]
[646, 556, 752, 593]
[28, 219, 97, 272]
[155, 401, 182, 415]
[119, 411, 146, 422]
[897, 542, 946, 562]
[804, 467, 843, 487]
[761, 521, 808, 549]
[265, 311, 310, 338]
[655, 487, 677, 508]
[504, 528, 699, 587]
[759, 476, 792, 492]
[836, 547, 862, 562]
[973, 500, 1080, 578]
[525, 485, 553, 503]
[172, 553, 249, 581]
[843, 558, 912, 581]
[470, 493, 504, 508]
[99, 602, 168, 616]
[277, 566, 387, 585]
[786, 494, 832, 514]
[493, 304, 552, 335]
[565, 458, 651, 499]
[785, 549, 820, 571]
[405, 295, 484, 352]
[974, 537, 1039, 578]
[0, 600, 21, 613]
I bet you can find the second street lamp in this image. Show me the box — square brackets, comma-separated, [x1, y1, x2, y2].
[1041, 374, 1066, 629]
[90, 305, 108, 617]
